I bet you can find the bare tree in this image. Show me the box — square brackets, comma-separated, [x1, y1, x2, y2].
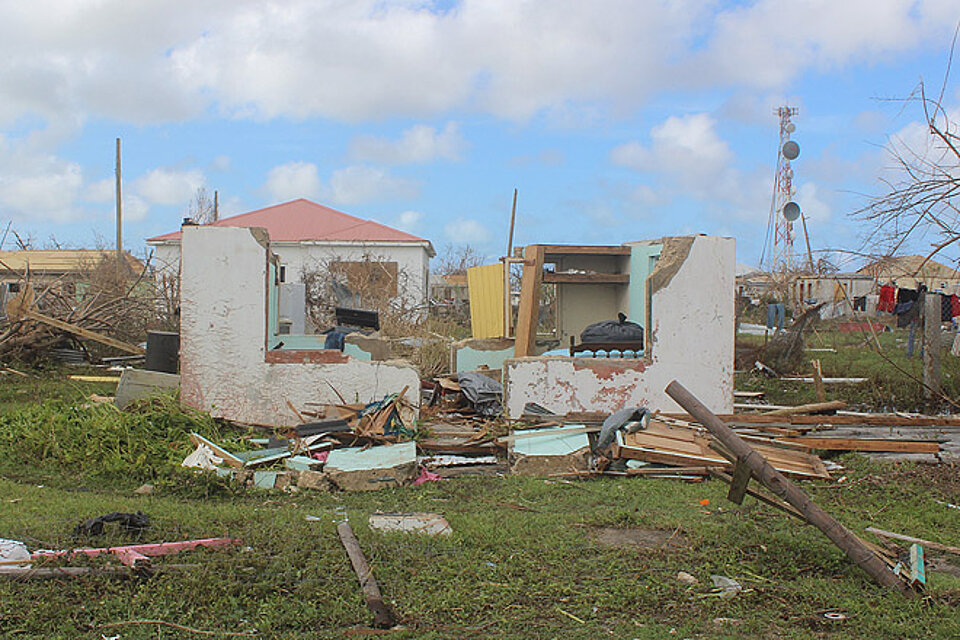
[434, 243, 484, 276]
[187, 186, 216, 225]
[854, 40, 960, 269]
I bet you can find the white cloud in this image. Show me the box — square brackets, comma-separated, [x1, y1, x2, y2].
[611, 113, 735, 195]
[794, 182, 832, 223]
[350, 122, 466, 164]
[123, 194, 150, 222]
[83, 177, 115, 203]
[264, 161, 322, 202]
[394, 210, 424, 232]
[689, 0, 956, 90]
[133, 167, 206, 206]
[0, 136, 83, 222]
[443, 218, 491, 244]
[209, 155, 232, 172]
[0, 1, 954, 128]
[328, 165, 419, 205]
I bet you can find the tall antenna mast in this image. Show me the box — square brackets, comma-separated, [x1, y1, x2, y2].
[760, 106, 802, 276]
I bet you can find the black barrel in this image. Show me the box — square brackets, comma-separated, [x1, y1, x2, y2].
[145, 331, 179, 373]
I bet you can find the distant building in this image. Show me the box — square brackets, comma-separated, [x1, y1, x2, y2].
[735, 264, 773, 299]
[147, 199, 436, 312]
[0, 249, 145, 320]
[792, 273, 875, 306]
[858, 255, 960, 292]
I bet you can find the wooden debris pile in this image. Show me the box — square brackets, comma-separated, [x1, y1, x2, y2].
[1, 259, 157, 363]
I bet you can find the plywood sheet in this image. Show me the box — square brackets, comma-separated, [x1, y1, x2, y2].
[468, 263, 505, 339]
[615, 420, 829, 479]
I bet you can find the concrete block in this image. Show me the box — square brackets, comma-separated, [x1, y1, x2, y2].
[325, 442, 418, 491]
[297, 470, 332, 491]
[509, 426, 592, 476]
[285, 455, 321, 471]
[253, 471, 279, 489]
[115, 369, 180, 410]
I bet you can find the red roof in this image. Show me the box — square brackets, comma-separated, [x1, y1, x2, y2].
[146, 199, 432, 249]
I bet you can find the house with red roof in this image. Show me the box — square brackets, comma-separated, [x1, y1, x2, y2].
[147, 199, 435, 319]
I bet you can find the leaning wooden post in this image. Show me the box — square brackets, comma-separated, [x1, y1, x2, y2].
[665, 380, 913, 595]
[922, 293, 941, 408]
[337, 521, 396, 628]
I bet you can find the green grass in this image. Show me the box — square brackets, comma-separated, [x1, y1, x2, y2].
[0, 362, 959, 638]
[738, 324, 960, 411]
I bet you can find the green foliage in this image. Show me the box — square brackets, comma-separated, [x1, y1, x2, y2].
[0, 390, 247, 485]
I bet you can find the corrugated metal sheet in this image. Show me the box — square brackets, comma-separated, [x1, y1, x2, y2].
[467, 263, 505, 339]
[147, 199, 433, 253]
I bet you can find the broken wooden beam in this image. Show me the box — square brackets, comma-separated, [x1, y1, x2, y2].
[26, 309, 144, 355]
[865, 527, 960, 556]
[763, 400, 847, 416]
[665, 380, 914, 596]
[777, 437, 941, 454]
[337, 521, 396, 629]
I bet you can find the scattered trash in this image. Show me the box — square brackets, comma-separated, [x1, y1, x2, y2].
[182, 443, 224, 470]
[368, 512, 452, 536]
[413, 467, 442, 485]
[0, 538, 31, 570]
[75, 511, 150, 538]
[133, 484, 154, 495]
[676, 571, 698, 585]
[709, 575, 743, 598]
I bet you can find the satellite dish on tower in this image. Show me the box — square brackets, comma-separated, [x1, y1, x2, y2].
[782, 201, 801, 221]
[782, 140, 800, 160]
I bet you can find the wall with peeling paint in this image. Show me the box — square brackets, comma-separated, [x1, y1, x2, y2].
[504, 235, 734, 416]
[180, 226, 420, 427]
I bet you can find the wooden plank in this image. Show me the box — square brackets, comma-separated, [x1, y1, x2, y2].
[542, 272, 629, 284]
[764, 400, 847, 416]
[865, 527, 960, 556]
[188, 433, 243, 468]
[467, 262, 505, 339]
[540, 245, 630, 256]
[514, 245, 544, 356]
[667, 380, 914, 596]
[26, 309, 145, 355]
[778, 437, 941, 453]
[617, 428, 829, 479]
[68, 375, 121, 383]
[662, 412, 960, 427]
[710, 469, 806, 520]
[337, 521, 396, 628]
[727, 460, 752, 505]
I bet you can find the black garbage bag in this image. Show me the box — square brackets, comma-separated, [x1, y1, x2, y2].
[580, 313, 644, 345]
[457, 371, 503, 417]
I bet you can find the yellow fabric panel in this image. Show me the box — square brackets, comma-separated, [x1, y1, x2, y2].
[467, 263, 505, 339]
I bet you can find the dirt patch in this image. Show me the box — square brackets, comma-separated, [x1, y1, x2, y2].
[928, 556, 960, 579]
[887, 461, 960, 497]
[591, 527, 686, 550]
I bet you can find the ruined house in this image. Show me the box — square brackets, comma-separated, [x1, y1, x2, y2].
[147, 199, 436, 320]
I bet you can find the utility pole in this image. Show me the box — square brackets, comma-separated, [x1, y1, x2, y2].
[213, 190, 219, 222]
[115, 137, 123, 279]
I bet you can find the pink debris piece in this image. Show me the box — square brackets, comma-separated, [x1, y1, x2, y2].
[413, 467, 442, 485]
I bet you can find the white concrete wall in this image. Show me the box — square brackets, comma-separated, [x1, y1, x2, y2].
[149, 239, 430, 312]
[504, 236, 735, 416]
[180, 226, 420, 427]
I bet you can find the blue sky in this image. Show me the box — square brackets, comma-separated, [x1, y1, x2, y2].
[1, 0, 959, 270]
